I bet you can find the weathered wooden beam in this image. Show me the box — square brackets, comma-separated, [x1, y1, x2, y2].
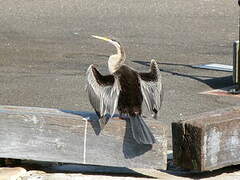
[172, 106, 240, 171]
[0, 105, 167, 169]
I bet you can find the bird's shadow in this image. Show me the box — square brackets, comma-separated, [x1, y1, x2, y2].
[133, 60, 233, 89]
[61, 110, 152, 159]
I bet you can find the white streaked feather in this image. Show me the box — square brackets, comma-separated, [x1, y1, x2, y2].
[139, 60, 163, 116]
[85, 65, 120, 118]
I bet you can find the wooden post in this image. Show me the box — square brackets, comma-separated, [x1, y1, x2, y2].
[0, 105, 167, 169]
[172, 107, 240, 171]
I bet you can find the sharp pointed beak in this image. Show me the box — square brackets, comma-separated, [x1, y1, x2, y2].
[91, 35, 112, 42]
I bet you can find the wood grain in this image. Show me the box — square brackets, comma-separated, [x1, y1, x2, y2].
[172, 106, 240, 171]
[0, 105, 167, 169]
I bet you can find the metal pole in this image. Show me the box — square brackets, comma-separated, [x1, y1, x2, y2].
[236, 0, 240, 91]
[237, 0, 240, 84]
[238, 0, 240, 41]
[238, 0, 240, 88]
[230, 1, 240, 93]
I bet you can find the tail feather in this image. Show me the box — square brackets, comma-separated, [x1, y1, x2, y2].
[129, 115, 155, 144]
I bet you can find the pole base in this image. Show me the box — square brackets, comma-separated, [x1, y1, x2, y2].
[229, 85, 240, 94]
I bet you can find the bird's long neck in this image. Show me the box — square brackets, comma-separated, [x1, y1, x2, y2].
[108, 45, 126, 74]
[115, 42, 126, 64]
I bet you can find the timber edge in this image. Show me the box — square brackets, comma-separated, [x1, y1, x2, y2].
[172, 106, 240, 172]
[0, 105, 167, 170]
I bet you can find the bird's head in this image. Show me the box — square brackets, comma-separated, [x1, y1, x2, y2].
[91, 35, 121, 51]
[92, 35, 126, 74]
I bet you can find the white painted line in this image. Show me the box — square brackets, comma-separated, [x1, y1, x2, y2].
[192, 63, 233, 72]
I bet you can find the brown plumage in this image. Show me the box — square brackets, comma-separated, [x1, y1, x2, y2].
[86, 35, 163, 144]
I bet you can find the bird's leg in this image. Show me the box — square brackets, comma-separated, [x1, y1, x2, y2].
[119, 113, 124, 119]
[119, 113, 128, 120]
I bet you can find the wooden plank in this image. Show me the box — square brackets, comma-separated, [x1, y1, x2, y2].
[0, 105, 167, 169]
[172, 106, 240, 171]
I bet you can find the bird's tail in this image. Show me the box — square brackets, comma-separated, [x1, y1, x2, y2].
[129, 115, 155, 144]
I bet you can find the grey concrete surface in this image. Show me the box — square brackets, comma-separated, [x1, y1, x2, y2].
[0, 0, 238, 140]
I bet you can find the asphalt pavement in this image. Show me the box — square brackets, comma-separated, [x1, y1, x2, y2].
[0, 0, 238, 137]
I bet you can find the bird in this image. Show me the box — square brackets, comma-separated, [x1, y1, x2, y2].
[86, 35, 163, 144]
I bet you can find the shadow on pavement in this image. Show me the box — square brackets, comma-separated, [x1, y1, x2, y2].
[133, 61, 233, 89]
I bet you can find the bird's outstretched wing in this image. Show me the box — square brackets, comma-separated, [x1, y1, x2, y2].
[138, 59, 163, 119]
[86, 65, 120, 120]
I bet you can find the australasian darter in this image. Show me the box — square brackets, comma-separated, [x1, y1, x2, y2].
[86, 35, 163, 144]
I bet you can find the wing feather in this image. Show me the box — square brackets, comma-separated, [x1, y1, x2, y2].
[86, 65, 120, 118]
[138, 59, 163, 118]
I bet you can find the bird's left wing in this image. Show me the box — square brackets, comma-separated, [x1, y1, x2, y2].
[138, 59, 163, 119]
[86, 65, 120, 118]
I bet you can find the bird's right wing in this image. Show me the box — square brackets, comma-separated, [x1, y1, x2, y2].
[138, 59, 163, 118]
[86, 65, 121, 118]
